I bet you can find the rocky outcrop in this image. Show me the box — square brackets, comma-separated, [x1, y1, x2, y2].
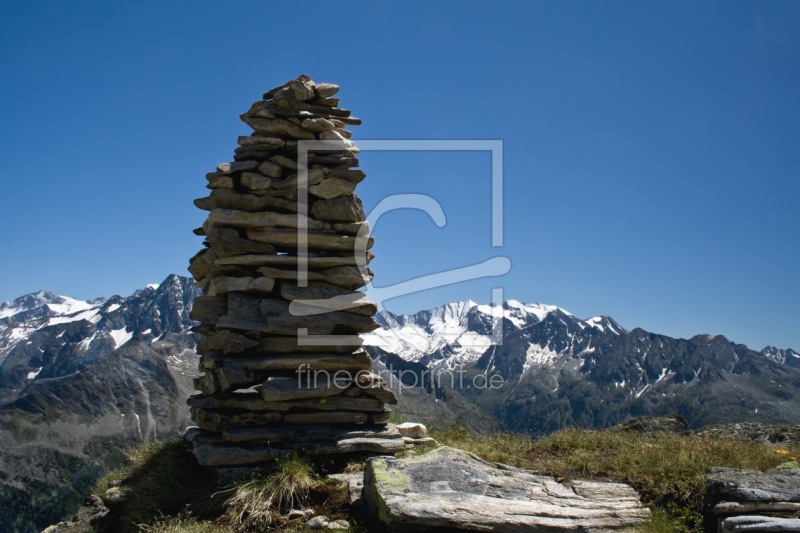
[185, 75, 399, 466]
[613, 414, 691, 435]
[363, 446, 649, 532]
[697, 422, 800, 445]
[707, 466, 800, 532]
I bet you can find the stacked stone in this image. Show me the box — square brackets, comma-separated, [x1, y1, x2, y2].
[185, 75, 402, 467]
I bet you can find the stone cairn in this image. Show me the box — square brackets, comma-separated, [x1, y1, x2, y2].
[185, 75, 407, 468]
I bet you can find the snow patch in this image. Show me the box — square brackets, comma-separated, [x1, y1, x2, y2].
[27, 367, 42, 380]
[110, 328, 133, 347]
[106, 303, 121, 313]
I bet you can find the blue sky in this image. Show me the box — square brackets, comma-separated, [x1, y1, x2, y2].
[0, 0, 798, 351]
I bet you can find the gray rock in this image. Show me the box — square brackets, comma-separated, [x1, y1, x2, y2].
[188, 248, 220, 281]
[698, 422, 800, 445]
[715, 501, 800, 516]
[707, 467, 800, 503]
[325, 169, 365, 183]
[190, 407, 281, 432]
[309, 178, 357, 199]
[272, 168, 326, 190]
[328, 472, 364, 504]
[217, 253, 373, 269]
[281, 282, 377, 316]
[207, 189, 299, 213]
[314, 83, 340, 99]
[222, 423, 402, 445]
[207, 176, 234, 189]
[240, 116, 316, 141]
[238, 171, 275, 190]
[308, 516, 329, 529]
[209, 275, 275, 295]
[255, 161, 283, 178]
[396, 422, 428, 439]
[200, 352, 372, 374]
[257, 334, 363, 353]
[246, 228, 374, 252]
[301, 117, 336, 132]
[311, 196, 365, 222]
[207, 208, 323, 231]
[721, 516, 800, 531]
[237, 136, 285, 148]
[188, 295, 226, 325]
[363, 446, 649, 532]
[271, 155, 298, 170]
[258, 378, 347, 402]
[332, 222, 369, 235]
[327, 520, 349, 530]
[207, 227, 277, 258]
[197, 330, 258, 355]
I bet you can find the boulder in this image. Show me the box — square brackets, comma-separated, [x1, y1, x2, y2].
[707, 467, 800, 504]
[396, 422, 428, 439]
[363, 446, 649, 532]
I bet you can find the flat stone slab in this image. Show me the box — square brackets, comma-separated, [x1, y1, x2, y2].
[721, 515, 800, 531]
[707, 467, 800, 503]
[363, 446, 649, 532]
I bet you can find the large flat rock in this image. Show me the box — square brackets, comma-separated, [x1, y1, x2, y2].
[721, 515, 800, 532]
[707, 467, 800, 503]
[363, 446, 649, 532]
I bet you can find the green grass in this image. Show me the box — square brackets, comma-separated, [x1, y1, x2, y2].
[527, 427, 800, 531]
[84, 423, 800, 533]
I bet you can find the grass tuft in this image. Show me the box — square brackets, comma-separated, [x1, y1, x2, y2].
[222, 450, 316, 530]
[427, 424, 534, 467]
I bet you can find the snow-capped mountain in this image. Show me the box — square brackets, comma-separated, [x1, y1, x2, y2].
[364, 299, 626, 371]
[762, 346, 800, 368]
[0, 275, 199, 404]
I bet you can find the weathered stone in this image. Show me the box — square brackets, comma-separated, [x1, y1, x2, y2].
[240, 173, 272, 191]
[197, 330, 258, 355]
[238, 136, 285, 148]
[217, 161, 259, 174]
[215, 292, 265, 331]
[263, 75, 311, 100]
[272, 168, 326, 190]
[369, 411, 392, 424]
[222, 423, 401, 445]
[217, 254, 372, 268]
[707, 467, 800, 504]
[207, 208, 322, 231]
[271, 155, 298, 170]
[308, 516, 329, 529]
[206, 352, 372, 373]
[194, 197, 213, 211]
[256, 266, 327, 282]
[208, 189, 299, 213]
[255, 161, 283, 178]
[283, 412, 368, 425]
[332, 222, 369, 235]
[720, 516, 800, 532]
[309, 156, 358, 168]
[207, 176, 234, 189]
[327, 519, 349, 530]
[207, 228, 277, 258]
[364, 447, 649, 532]
[188, 248, 220, 280]
[281, 282, 377, 316]
[403, 437, 438, 447]
[311, 97, 339, 107]
[259, 298, 379, 335]
[328, 472, 364, 505]
[189, 295, 226, 324]
[311, 196, 365, 222]
[244, 100, 277, 118]
[357, 383, 397, 404]
[397, 423, 428, 439]
[309, 179, 357, 199]
[188, 393, 272, 411]
[258, 379, 348, 402]
[190, 407, 282, 432]
[265, 98, 352, 118]
[194, 366, 266, 395]
[301, 118, 336, 132]
[257, 335, 363, 353]
[333, 128, 352, 139]
[715, 501, 800, 516]
[320, 266, 373, 290]
[241, 116, 316, 141]
[697, 422, 800, 445]
[246, 228, 373, 252]
[319, 130, 356, 150]
[314, 83, 340, 99]
[289, 79, 316, 101]
[210, 276, 275, 295]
